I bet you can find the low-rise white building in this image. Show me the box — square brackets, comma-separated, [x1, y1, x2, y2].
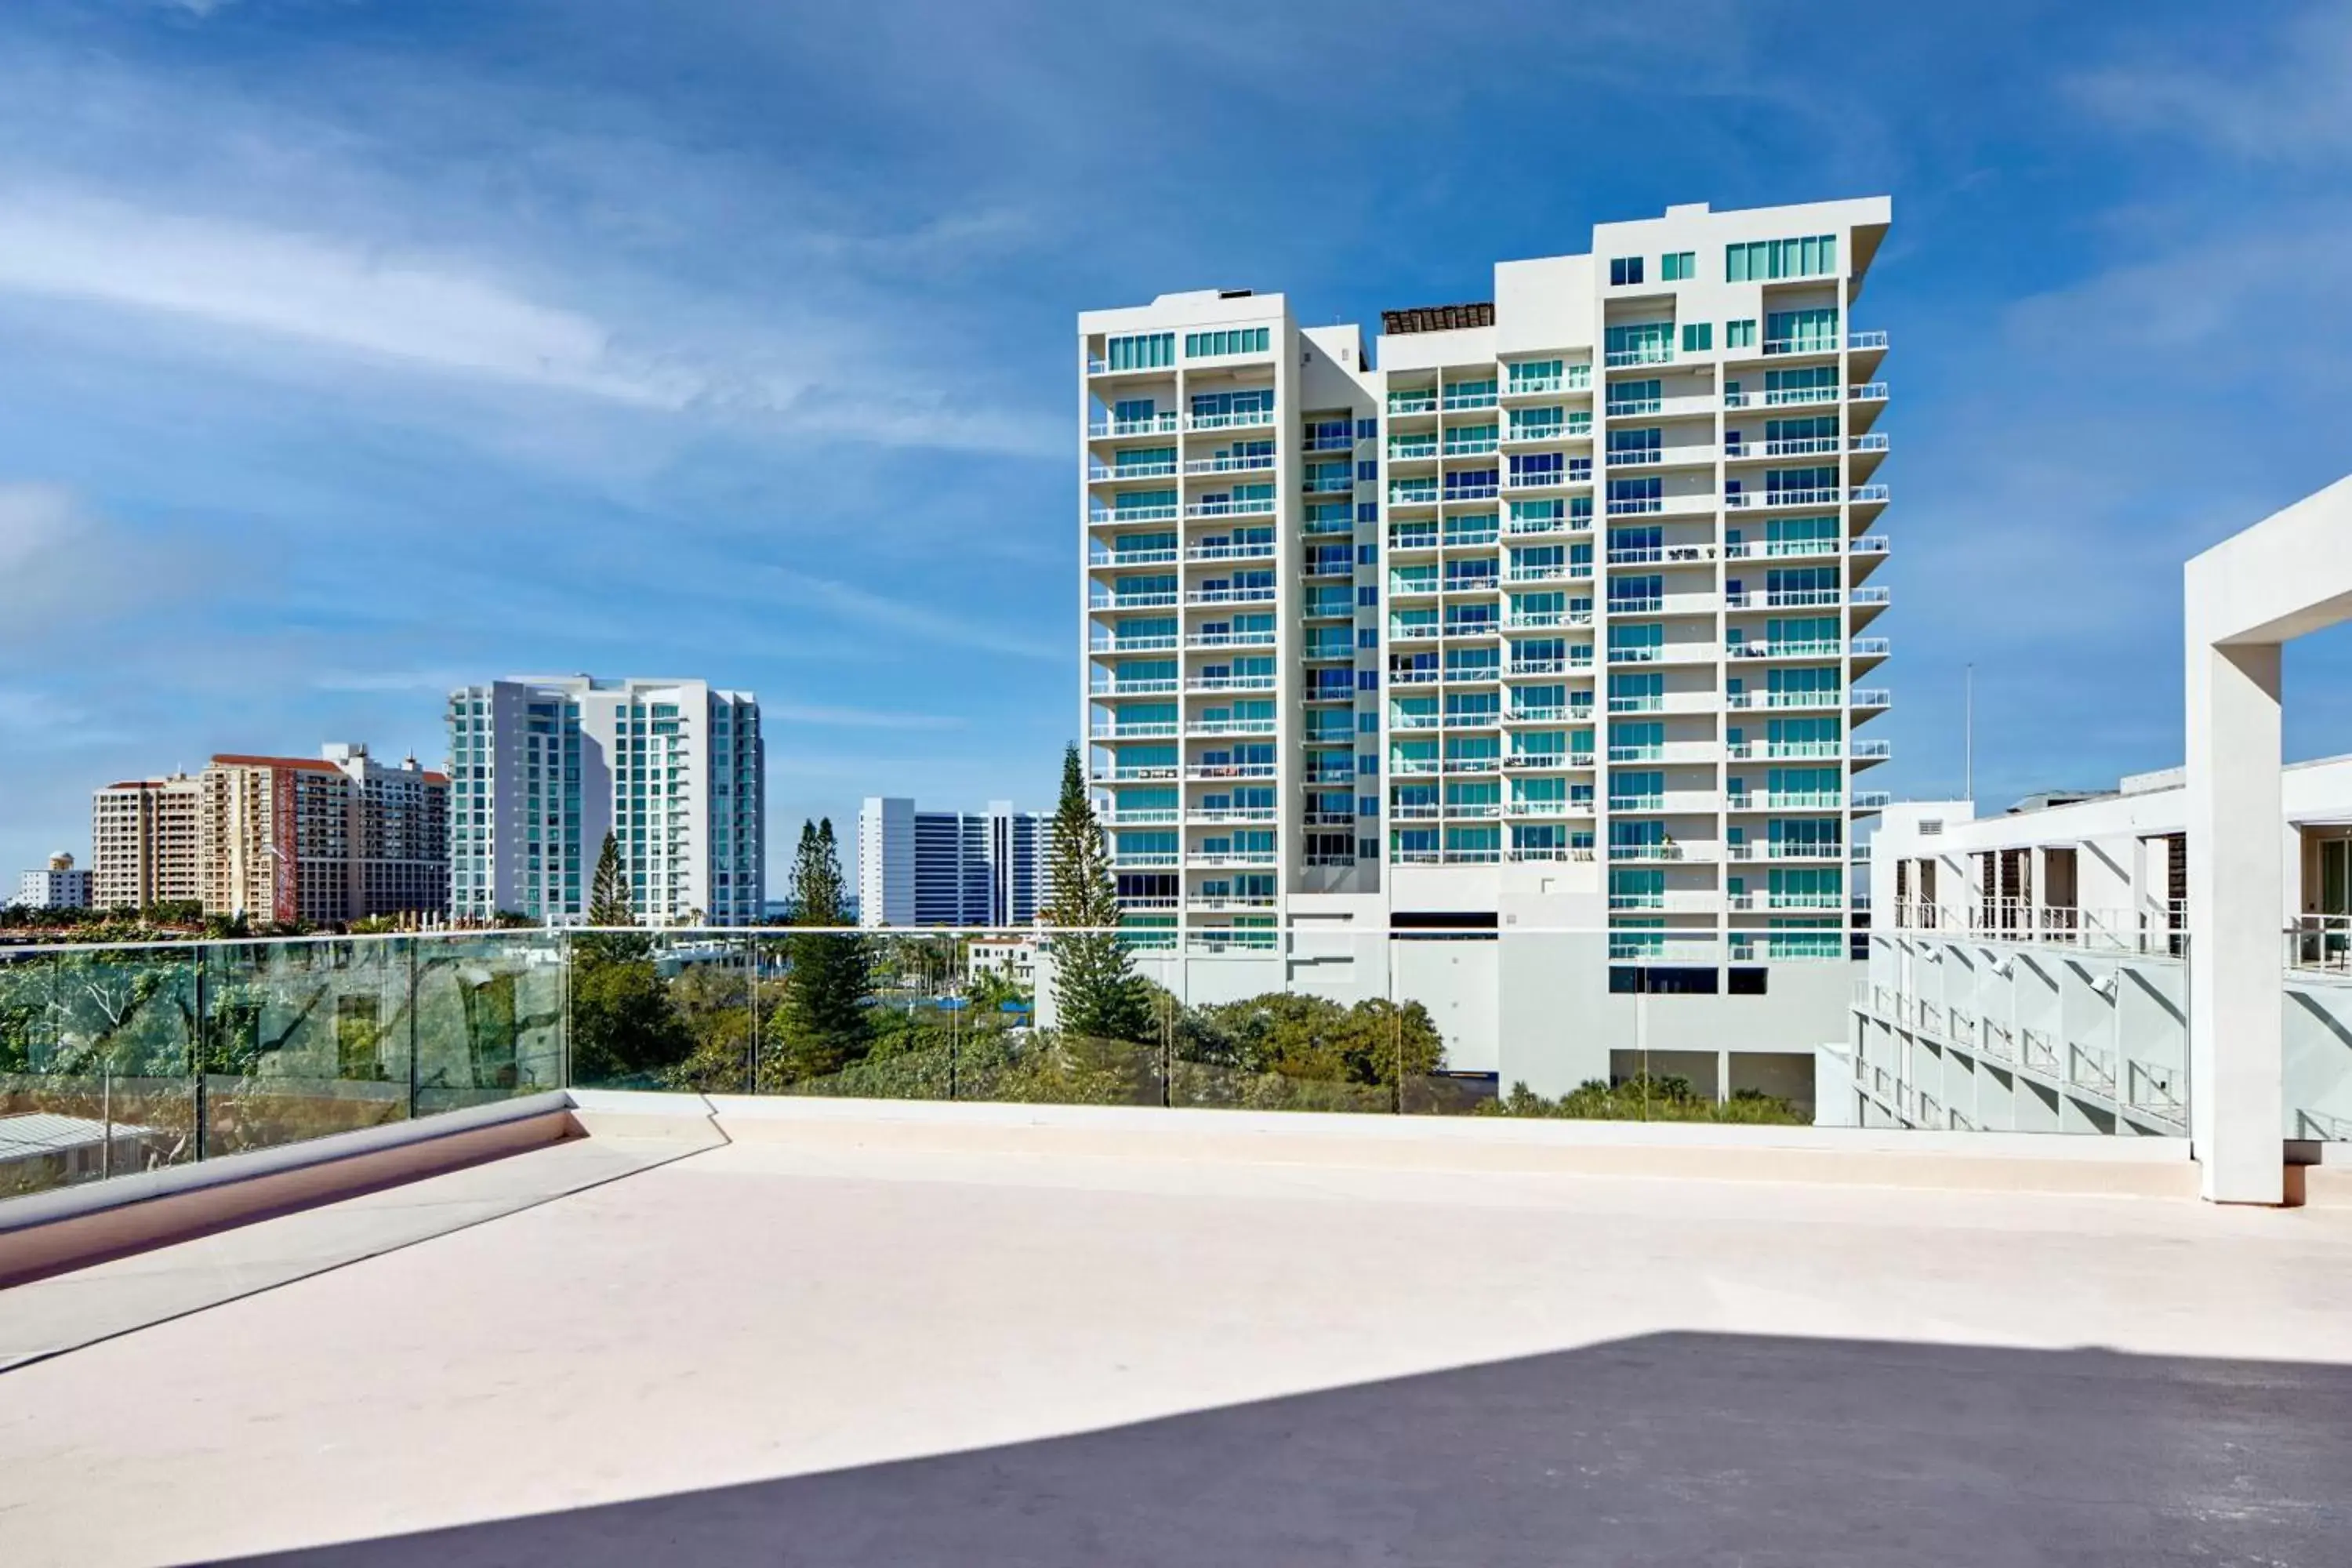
[967, 938, 1037, 991]
[13, 853, 93, 911]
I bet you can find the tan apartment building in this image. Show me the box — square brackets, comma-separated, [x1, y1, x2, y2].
[90, 774, 202, 909]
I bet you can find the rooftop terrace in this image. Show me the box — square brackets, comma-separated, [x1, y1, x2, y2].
[3, 1094, 2352, 1564]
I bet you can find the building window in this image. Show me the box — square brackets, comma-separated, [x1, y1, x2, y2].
[1726, 318, 1758, 350]
[1609, 256, 1644, 287]
[1680, 323, 1713, 353]
[1182, 326, 1270, 358]
[1105, 332, 1174, 371]
[1726, 234, 1837, 282]
[1661, 251, 1696, 281]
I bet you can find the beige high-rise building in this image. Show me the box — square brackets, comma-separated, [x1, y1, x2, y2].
[199, 745, 449, 925]
[91, 774, 202, 909]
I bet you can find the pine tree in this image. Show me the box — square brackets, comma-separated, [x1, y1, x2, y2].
[773, 817, 873, 1080]
[1045, 742, 1149, 1042]
[589, 831, 633, 927]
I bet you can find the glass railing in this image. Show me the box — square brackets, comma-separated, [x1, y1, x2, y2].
[27, 904, 2339, 1207]
[0, 935, 565, 1200]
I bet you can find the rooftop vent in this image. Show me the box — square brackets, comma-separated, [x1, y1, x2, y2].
[1218, 289, 1254, 299]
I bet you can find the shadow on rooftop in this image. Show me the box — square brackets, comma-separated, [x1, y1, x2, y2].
[225, 1330, 2351, 1566]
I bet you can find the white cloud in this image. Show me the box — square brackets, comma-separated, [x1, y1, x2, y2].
[0, 485, 154, 643]
[310, 668, 479, 695]
[2069, 5, 2352, 162]
[763, 570, 1064, 661]
[0, 189, 1061, 459]
[0, 191, 695, 409]
[763, 703, 967, 731]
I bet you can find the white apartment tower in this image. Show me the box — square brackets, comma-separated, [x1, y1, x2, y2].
[858, 797, 1047, 927]
[1080, 293, 1382, 950]
[447, 677, 764, 927]
[1081, 198, 1893, 959]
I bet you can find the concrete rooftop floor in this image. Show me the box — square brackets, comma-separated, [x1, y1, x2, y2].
[4, 1117, 2352, 1565]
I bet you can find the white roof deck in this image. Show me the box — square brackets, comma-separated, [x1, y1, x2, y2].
[2, 1101, 2350, 1564]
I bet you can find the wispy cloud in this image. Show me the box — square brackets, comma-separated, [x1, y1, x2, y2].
[0, 191, 690, 406]
[310, 668, 479, 695]
[763, 570, 1065, 661]
[2068, 4, 2352, 162]
[0, 190, 1059, 458]
[0, 483, 198, 644]
[764, 703, 967, 731]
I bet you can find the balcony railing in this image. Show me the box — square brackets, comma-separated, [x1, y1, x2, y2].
[1185, 587, 1278, 605]
[1848, 383, 1889, 402]
[1848, 329, 1889, 350]
[1187, 409, 1279, 432]
[1186, 454, 1276, 475]
[1090, 460, 1179, 481]
[1088, 413, 1181, 437]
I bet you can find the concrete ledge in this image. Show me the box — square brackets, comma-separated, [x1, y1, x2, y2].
[0, 1091, 579, 1289]
[702, 1094, 2205, 1199]
[563, 1088, 728, 1145]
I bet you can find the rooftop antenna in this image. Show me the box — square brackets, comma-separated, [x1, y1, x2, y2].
[1964, 662, 1974, 804]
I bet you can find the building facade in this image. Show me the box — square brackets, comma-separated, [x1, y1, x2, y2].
[1853, 754, 2352, 1141]
[13, 854, 93, 911]
[858, 797, 1046, 927]
[200, 745, 449, 925]
[1080, 197, 1893, 961]
[447, 677, 764, 927]
[90, 774, 201, 909]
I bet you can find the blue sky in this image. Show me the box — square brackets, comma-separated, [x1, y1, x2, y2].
[3, 0, 2350, 894]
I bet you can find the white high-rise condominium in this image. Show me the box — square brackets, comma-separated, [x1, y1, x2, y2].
[447, 677, 764, 927]
[1081, 198, 1892, 960]
[858, 797, 1046, 927]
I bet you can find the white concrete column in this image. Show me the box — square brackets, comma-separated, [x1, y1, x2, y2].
[2185, 639, 2283, 1203]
